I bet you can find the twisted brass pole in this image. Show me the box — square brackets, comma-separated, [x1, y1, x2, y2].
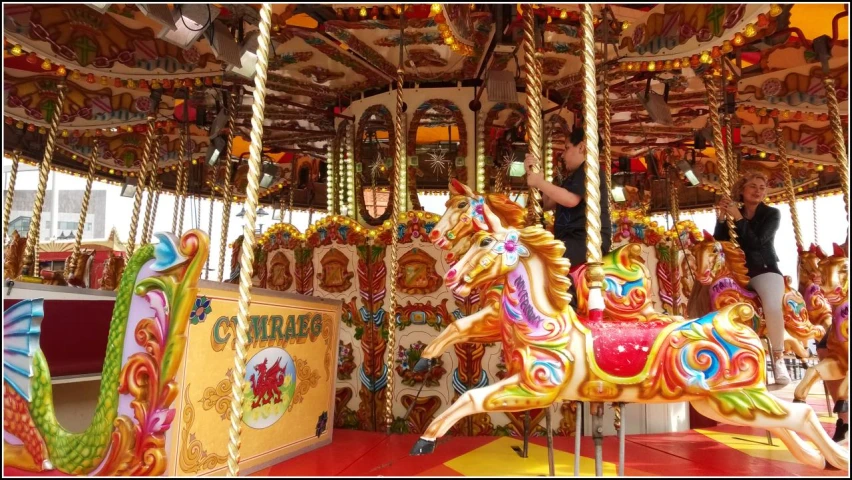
[725, 114, 737, 188]
[813, 191, 819, 245]
[601, 9, 612, 244]
[669, 170, 681, 315]
[824, 77, 849, 218]
[384, 10, 406, 434]
[580, 5, 603, 276]
[205, 191, 215, 280]
[145, 183, 161, 244]
[218, 90, 239, 282]
[523, 4, 543, 226]
[21, 82, 68, 279]
[126, 115, 157, 258]
[704, 75, 738, 248]
[177, 128, 190, 234]
[288, 163, 297, 224]
[227, 3, 272, 476]
[141, 136, 162, 246]
[66, 140, 100, 277]
[774, 120, 803, 250]
[3, 150, 21, 244]
[172, 133, 187, 234]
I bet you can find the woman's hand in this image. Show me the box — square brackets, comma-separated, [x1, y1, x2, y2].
[524, 153, 544, 188]
[717, 196, 743, 221]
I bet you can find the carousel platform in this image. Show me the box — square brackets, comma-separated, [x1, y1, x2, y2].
[248, 381, 846, 477]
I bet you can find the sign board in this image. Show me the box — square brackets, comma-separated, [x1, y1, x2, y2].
[169, 281, 341, 476]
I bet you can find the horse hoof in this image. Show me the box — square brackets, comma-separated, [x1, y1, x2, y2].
[832, 419, 848, 443]
[413, 358, 432, 373]
[410, 438, 436, 456]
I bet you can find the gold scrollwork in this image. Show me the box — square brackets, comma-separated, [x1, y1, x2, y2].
[179, 388, 228, 474]
[200, 377, 233, 420]
[288, 357, 321, 412]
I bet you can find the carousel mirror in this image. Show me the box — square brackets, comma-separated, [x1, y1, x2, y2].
[408, 99, 467, 191]
[484, 103, 528, 196]
[357, 105, 394, 226]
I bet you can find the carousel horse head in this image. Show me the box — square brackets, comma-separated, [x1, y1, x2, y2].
[820, 244, 850, 298]
[798, 244, 827, 287]
[446, 227, 572, 311]
[692, 231, 750, 288]
[430, 180, 525, 262]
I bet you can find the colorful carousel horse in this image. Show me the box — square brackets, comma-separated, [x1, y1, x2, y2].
[430, 180, 660, 322]
[409, 226, 848, 471]
[798, 244, 835, 329]
[794, 244, 850, 442]
[687, 231, 824, 359]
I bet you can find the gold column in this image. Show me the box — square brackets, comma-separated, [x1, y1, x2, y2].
[668, 171, 681, 315]
[774, 119, 803, 250]
[384, 12, 407, 433]
[21, 82, 68, 279]
[824, 77, 849, 218]
[3, 150, 22, 244]
[580, 5, 604, 300]
[141, 136, 162, 247]
[725, 115, 737, 185]
[66, 140, 100, 277]
[523, 4, 543, 226]
[126, 115, 157, 258]
[601, 10, 613, 242]
[172, 131, 187, 234]
[178, 130, 190, 234]
[704, 75, 738, 247]
[227, 3, 273, 476]
[218, 91, 239, 282]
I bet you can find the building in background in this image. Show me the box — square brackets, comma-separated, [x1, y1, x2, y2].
[4, 189, 107, 240]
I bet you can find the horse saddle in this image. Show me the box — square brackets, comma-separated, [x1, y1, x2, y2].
[575, 316, 679, 381]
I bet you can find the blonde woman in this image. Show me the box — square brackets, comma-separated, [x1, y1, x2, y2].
[714, 170, 791, 385]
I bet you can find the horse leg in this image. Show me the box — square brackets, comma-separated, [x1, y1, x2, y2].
[411, 373, 557, 455]
[421, 302, 501, 360]
[691, 397, 848, 470]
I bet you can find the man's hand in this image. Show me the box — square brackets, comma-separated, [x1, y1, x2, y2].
[524, 153, 544, 188]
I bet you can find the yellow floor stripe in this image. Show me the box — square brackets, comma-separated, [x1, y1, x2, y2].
[445, 437, 629, 477]
[694, 429, 818, 464]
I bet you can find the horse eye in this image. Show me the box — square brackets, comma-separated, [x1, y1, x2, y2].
[457, 201, 468, 209]
[479, 237, 494, 248]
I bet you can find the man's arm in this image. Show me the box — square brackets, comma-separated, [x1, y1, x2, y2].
[537, 180, 582, 208]
[541, 192, 558, 211]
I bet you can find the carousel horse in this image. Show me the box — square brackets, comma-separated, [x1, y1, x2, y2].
[227, 235, 266, 287]
[430, 180, 660, 322]
[3, 230, 27, 279]
[687, 231, 824, 359]
[798, 244, 834, 329]
[794, 244, 850, 442]
[66, 249, 95, 288]
[98, 251, 125, 291]
[409, 227, 848, 471]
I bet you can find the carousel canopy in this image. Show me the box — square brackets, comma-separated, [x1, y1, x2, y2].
[2, 3, 848, 213]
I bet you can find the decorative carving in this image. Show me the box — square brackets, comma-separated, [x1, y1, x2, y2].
[334, 387, 358, 429]
[407, 48, 448, 68]
[289, 357, 321, 412]
[179, 388, 228, 473]
[392, 395, 442, 434]
[294, 247, 314, 295]
[299, 66, 346, 84]
[395, 248, 442, 295]
[318, 248, 354, 292]
[394, 299, 452, 331]
[267, 251, 293, 291]
[200, 376, 232, 420]
[395, 341, 446, 387]
[338, 342, 356, 380]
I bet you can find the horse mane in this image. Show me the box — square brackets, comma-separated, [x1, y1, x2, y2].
[484, 194, 526, 229]
[517, 226, 573, 310]
[719, 241, 751, 288]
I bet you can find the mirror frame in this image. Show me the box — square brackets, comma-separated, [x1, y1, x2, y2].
[406, 98, 468, 195]
[356, 105, 395, 226]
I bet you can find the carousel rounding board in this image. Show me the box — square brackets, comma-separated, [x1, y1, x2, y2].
[169, 280, 341, 476]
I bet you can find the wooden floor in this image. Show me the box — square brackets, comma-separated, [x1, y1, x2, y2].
[3, 379, 847, 477]
[249, 380, 848, 477]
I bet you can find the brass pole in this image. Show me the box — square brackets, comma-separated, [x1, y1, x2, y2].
[205, 190, 215, 280]
[172, 134, 187, 234]
[178, 129, 190, 234]
[580, 5, 603, 278]
[218, 90, 239, 282]
[774, 119, 803, 250]
[3, 150, 21, 244]
[126, 115, 157, 257]
[668, 170, 681, 315]
[704, 75, 738, 248]
[523, 4, 543, 226]
[824, 77, 849, 218]
[384, 7, 406, 434]
[21, 82, 68, 279]
[226, 3, 272, 476]
[141, 136, 162, 246]
[66, 140, 100, 277]
[601, 7, 613, 244]
[145, 183, 161, 244]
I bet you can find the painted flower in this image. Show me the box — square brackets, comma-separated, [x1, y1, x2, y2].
[190, 296, 212, 325]
[470, 196, 487, 228]
[493, 230, 529, 267]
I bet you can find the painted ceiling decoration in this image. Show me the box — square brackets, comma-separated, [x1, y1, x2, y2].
[1, 3, 847, 213]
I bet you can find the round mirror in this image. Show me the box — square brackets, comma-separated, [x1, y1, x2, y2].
[408, 99, 467, 191]
[484, 103, 527, 195]
[357, 105, 394, 226]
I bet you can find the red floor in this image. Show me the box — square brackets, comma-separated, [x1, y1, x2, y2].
[3, 381, 847, 477]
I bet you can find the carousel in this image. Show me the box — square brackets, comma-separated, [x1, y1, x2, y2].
[2, 2, 849, 477]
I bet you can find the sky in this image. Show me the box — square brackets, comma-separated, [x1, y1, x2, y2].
[4, 159, 848, 285]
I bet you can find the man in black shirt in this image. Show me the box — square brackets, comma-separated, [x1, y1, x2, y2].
[524, 126, 611, 304]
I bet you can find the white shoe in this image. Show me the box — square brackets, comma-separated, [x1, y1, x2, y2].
[773, 361, 791, 386]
